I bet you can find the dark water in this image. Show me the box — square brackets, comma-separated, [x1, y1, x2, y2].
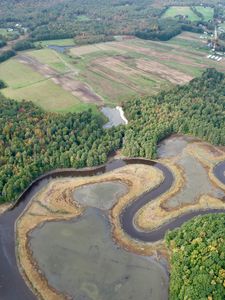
[48, 45, 73, 53]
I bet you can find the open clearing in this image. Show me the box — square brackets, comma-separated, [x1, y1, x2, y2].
[2, 32, 225, 111]
[195, 6, 214, 21]
[162, 6, 201, 21]
[35, 38, 75, 47]
[162, 6, 213, 21]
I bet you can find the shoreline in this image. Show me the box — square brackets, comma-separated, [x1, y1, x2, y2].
[0, 140, 225, 300]
[116, 106, 128, 125]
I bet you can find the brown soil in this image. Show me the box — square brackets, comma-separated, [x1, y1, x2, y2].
[136, 59, 193, 84]
[0, 203, 11, 214]
[116, 42, 206, 68]
[89, 64, 145, 94]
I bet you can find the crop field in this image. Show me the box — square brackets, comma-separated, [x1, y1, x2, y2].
[2, 33, 225, 112]
[0, 59, 97, 113]
[162, 6, 213, 21]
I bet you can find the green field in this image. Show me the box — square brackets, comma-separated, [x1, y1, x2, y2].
[1, 33, 225, 113]
[0, 28, 8, 36]
[29, 35, 225, 103]
[0, 60, 43, 88]
[28, 49, 70, 73]
[162, 6, 201, 21]
[3, 79, 98, 113]
[35, 38, 75, 47]
[195, 6, 214, 21]
[162, 6, 213, 22]
[0, 59, 97, 113]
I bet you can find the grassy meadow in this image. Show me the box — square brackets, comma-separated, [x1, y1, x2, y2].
[162, 6, 213, 21]
[0, 59, 97, 113]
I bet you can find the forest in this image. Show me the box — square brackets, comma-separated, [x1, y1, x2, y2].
[0, 96, 123, 203]
[0, 68, 225, 203]
[166, 213, 225, 299]
[123, 68, 225, 158]
[0, 0, 223, 44]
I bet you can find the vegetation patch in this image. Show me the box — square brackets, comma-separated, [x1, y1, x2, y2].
[0, 95, 123, 203]
[162, 6, 201, 21]
[35, 39, 75, 47]
[166, 214, 225, 300]
[123, 68, 225, 159]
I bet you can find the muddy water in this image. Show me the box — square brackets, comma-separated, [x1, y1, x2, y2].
[164, 154, 225, 209]
[29, 208, 168, 300]
[157, 134, 196, 158]
[101, 107, 127, 128]
[48, 45, 73, 53]
[73, 181, 128, 210]
[158, 135, 225, 209]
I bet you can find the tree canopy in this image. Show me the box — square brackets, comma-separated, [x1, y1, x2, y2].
[0, 96, 123, 203]
[122, 68, 225, 158]
[166, 213, 225, 300]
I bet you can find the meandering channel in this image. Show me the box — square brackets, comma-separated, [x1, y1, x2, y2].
[0, 158, 225, 299]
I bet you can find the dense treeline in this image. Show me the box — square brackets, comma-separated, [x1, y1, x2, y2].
[0, 80, 7, 89]
[13, 40, 35, 51]
[122, 68, 225, 158]
[0, 96, 123, 203]
[135, 15, 205, 41]
[0, 0, 161, 42]
[165, 214, 225, 299]
[0, 50, 16, 63]
[0, 40, 7, 48]
[135, 19, 182, 41]
[0, 0, 217, 43]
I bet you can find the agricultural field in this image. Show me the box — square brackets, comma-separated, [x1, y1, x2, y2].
[35, 39, 75, 47]
[0, 59, 97, 113]
[1, 32, 225, 112]
[162, 6, 213, 21]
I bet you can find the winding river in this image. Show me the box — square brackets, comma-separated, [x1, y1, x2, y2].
[0, 158, 225, 299]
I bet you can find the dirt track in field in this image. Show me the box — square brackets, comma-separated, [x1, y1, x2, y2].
[136, 59, 193, 84]
[90, 54, 192, 85]
[116, 42, 206, 67]
[16, 54, 103, 105]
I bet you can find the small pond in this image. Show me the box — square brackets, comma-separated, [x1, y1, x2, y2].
[101, 107, 127, 129]
[48, 45, 73, 53]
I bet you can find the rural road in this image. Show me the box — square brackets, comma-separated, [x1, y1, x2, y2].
[0, 158, 225, 299]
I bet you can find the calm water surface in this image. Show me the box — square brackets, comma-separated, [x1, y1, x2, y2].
[29, 209, 168, 300]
